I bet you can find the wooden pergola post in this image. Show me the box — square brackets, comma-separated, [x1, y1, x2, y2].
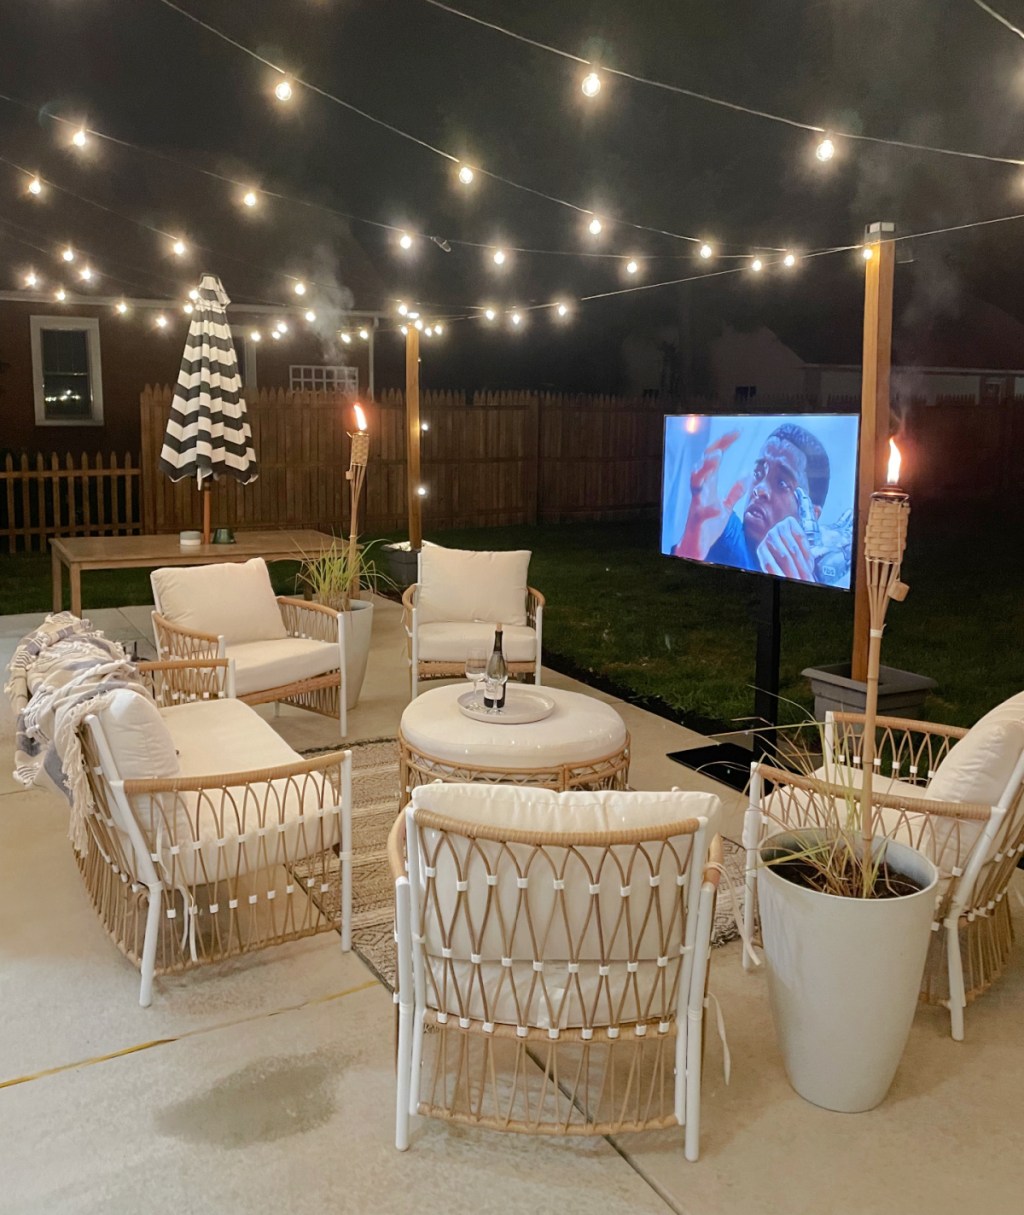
[405, 325, 423, 549]
[852, 221, 896, 682]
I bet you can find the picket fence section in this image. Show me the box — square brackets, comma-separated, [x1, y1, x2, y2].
[0, 452, 141, 553]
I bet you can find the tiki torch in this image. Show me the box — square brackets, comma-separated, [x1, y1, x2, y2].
[859, 438, 910, 864]
[347, 402, 369, 580]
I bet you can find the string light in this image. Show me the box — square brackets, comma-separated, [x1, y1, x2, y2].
[61, 246, 75, 263]
[556, 301, 570, 318]
[699, 243, 714, 259]
[458, 164, 474, 185]
[588, 216, 603, 236]
[115, 300, 127, 314]
[626, 258, 639, 275]
[24, 271, 38, 288]
[293, 280, 306, 295]
[183, 302, 193, 314]
[78, 266, 94, 282]
[862, 246, 874, 260]
[305, 309, 316, 321]
[408, 310, 420, 319]
[414, 318, 424, 330]
[188, 288, 199, 301]
[274, 78, 293, 102]
[483, 307, 497, 321]
[55, 287, 66, 301]
[27, 176, 42, 196]
[250, 329, 261, 341]
[397, 302, 408, 315]
[271, 329, 281, 340]
[416, 485, 428, 497]
[172, 238, 187, 256]
[72, 128, 88, 148]
[751, 257, 764, 272]
[155, 313, 168, 328]
[277, 321, 288, 333]
[492, 248, 506, 265]
[815, 136, 836, 162]
[242, 190, 258, 207]
[420, 421, 430, 432]
[783, 252, 797, 267]
[359, 327, 369, 339]
[433, 322, 444, 335]
[341, 332, 352, 344]
[399, 232, 413, 250]
[400, 324, 409, 335]
[424, 325, 434, 336]
[510, 310, 522, 326]
[581, 71, 602, 97]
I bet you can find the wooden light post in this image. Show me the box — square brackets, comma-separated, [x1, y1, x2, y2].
[405, 325, 423, 550]
[852, 221, 896, 681]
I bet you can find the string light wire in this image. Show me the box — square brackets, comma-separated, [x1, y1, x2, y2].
[969, 0, 1024, 41]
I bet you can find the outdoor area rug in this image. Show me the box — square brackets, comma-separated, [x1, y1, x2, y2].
[294, 737, 745, 992]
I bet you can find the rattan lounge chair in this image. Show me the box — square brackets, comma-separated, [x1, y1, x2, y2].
[390, 781, 723, 1160]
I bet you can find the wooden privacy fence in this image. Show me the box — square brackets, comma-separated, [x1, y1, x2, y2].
[0, 452, 141, 553]
[139, 385, 668, 536]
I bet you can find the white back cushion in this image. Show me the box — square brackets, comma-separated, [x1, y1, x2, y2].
[928, 712, 1024, 807]
[151, 558, 287, 644]
[92, 689, 180, 781]
[416, 547, 530, 627]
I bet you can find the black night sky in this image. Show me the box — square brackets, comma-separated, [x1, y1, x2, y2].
[3, 0, 1024, 393]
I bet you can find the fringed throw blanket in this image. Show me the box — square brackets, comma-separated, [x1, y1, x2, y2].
[5, 614, 148, 848]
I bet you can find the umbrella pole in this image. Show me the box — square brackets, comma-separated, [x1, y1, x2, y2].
[202, 485, 212, 545]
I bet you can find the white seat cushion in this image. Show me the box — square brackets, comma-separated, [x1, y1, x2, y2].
[417, 547, 531, 626]
[226, 638, 340, 697]
[160, 698, 301, 774]
[152, 558, 287, 644]
[416, 621, 536, 664]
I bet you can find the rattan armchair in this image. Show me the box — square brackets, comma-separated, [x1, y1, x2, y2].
[150, 557, 353, 734]
[743, 708, 1024, 1040]
[390, 782, 723, 1160]
[74, 659, 352, 1006]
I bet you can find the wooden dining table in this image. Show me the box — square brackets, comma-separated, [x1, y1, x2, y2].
[50, 529, 338, 617]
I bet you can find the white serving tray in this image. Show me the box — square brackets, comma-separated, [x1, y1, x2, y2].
[457, 688, 556, 725]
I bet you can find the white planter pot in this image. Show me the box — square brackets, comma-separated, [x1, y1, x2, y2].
[341, 598, 374, 710]
[757, 828, 939, 1113]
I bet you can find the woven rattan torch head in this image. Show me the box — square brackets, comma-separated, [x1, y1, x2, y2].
[865, 492, 910, 566]
[348, 429, 370, 469]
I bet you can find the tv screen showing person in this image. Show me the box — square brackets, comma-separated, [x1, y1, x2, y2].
[661, 413, 860, 589]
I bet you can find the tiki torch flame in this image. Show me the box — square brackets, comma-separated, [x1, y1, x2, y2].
[353, 403, 367, 432]
[886, 437, 901, 484]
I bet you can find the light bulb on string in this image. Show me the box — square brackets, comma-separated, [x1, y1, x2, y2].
[271, 330, 281, 340]
[556, 301, 570, 318]
[751, 257, 764, 272]
[510, 310, 522, 326]
[116, 300, 127, 315]
[341, 332, 352, 344]
[171, 238, 187, 257]
[55, 287, 66, 302]
[78, 266, 94, 282]
[397, 302, 408, 316]
[24, 271, 38, 288]
[581, 71, 602, 97]
[400, 324, 408, 336]
[424, 326, 434, 337]
[274, 78, 293, 102]
[420, 421, 430, 433]
[399, 232, 413, 250]
[588, 216, 603, 236]
[862, 246, 874, 260]
[188, 288, 199, 301]
[276, 321, 288, 334]
[27, 176, 42, 196]
[414, 318, 424, 331]
[783, 252, 797, 268]
[483, 308, 496, 322]
[183, 303, 193, 314]
[250, 329, 261, 342]
[416, 485, 428, 498]
[625, 259, 639, 275]
[815, 135, 835, 162]
[242, 190, 258, 208]
[408, 311, 420, 320]
[305, 309, 316, 322]
[61, 246, 75, 263]
[71, 128, 88, 148]
[699, 243, 714, 260]
[492, 248, 506, 266]
[155, 314, 168, 329]
[293, 281, 306, 296]
[433, 322, 444, 336]
[358, 328, 369, 340]
[457, 164, 474, 185]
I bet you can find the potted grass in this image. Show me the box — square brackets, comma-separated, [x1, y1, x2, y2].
[296, 538, 393, 711]
[753, 475, 939, 1112]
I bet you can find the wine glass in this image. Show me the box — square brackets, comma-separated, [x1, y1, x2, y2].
[464, 645, 487, 706]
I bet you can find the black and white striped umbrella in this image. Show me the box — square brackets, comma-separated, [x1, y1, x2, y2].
[158, 274, 258, 488]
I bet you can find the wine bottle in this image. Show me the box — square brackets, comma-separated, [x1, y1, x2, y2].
[482, 624, 508, 710]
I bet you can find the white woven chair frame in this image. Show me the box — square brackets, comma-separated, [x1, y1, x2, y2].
[390, 806, 722, 1160]
[398, 733, 630, 807]
[742, 710, 1024, 1041]
[76, 722, 352, 1006]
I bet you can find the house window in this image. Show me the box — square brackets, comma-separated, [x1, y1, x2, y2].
[31, 316, 104, 425]
[289, 364, 359, 393]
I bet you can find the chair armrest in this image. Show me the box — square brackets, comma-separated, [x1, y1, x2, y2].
[122, 749, 350, 798]
[827, 714, 968, 784]
[703, 833, 724, 888]
[831, 711, 969, 740]
[152, 611, 220, 660]
[401, 584, 418, 648]
[137, 659, 230, 707]
[277, 597, 341, 643]
[527, 587, 545, 629]
[388, 810, 408, 882]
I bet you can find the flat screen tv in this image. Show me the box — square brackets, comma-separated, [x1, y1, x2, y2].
[661, 413, 861, 589]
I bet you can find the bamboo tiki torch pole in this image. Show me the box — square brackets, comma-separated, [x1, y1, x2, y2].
[853, 222, 896, 682]
[346, 403, 369, 608]
[405, 326, 423, 550]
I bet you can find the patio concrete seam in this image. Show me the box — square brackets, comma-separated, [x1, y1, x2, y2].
[604, 1138, 689, 1215]
[0, 976, 379, 1091]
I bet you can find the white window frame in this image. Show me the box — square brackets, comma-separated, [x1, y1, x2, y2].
[31, 315, 104, 426]
[289, 364, 359, 393]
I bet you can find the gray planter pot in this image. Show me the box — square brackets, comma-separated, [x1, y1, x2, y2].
[383, 544, 420, 590]
[803, 663, 937, 722]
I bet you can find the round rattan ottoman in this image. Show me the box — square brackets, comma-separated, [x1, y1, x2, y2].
[398, 683, 630, 804]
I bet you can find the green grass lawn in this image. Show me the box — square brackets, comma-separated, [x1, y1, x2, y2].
[3, 505, 1019, 731]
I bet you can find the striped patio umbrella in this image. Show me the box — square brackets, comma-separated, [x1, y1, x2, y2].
[158, 274, 258, 542]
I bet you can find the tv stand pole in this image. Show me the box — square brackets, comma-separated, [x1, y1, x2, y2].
[753, 578, 781, 760]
